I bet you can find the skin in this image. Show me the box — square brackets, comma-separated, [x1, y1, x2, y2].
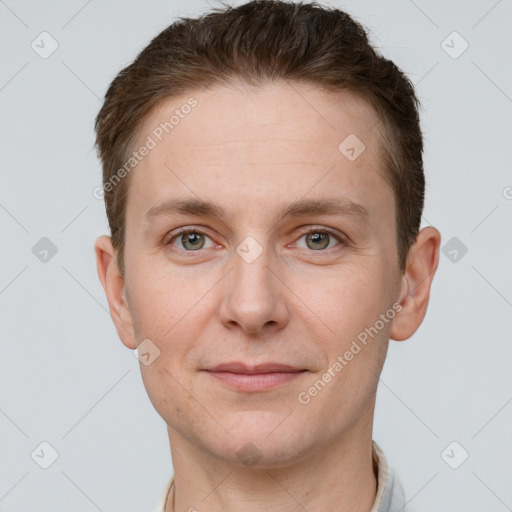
[95, 81, 440, 512]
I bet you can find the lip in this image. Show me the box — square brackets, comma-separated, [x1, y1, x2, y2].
[207, 362, 305, 374]
[203, 362, 308, 392]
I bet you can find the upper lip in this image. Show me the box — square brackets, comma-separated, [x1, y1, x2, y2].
[206, 362, 306, 374]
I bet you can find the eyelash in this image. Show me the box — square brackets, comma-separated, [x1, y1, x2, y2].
[164, 226, 346, 252]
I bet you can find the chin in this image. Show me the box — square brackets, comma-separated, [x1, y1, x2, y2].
[209, 416, 313, 468]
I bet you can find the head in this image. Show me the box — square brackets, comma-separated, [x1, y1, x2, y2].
[94, 0, 440, 467]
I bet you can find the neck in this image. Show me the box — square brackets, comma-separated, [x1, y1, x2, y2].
[164, 421, 378, 512]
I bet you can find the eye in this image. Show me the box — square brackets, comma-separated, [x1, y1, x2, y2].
[165, 229, 216, 251]
[295, 228, 343, 251]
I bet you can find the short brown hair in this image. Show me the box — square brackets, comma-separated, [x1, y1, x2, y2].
[95, 0, 424, 276]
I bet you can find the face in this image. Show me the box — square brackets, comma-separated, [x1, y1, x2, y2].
[115, 82, 406, 466]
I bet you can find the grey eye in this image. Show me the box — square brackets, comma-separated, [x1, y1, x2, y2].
[305, 232, 331, 250]
[180, 232, 206, 250]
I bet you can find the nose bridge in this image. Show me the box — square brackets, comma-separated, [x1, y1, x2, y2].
[220, 236, 287, 333]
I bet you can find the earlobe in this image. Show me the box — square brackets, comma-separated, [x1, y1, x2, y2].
[94, 235, 137, 349]
[390, 226, 441, 342]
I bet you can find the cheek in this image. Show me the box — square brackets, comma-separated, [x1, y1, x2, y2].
[294, 260, 395, 405]
[127, 258, 209, 336]
[126, 261, 222, 403]
[296, 263, 388, 339]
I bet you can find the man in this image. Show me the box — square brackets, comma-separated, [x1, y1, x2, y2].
[93, 1, 441, 511]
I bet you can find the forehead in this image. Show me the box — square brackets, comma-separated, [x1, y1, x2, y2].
[127, 82, 391, 221]
[138, 81, 381, 157]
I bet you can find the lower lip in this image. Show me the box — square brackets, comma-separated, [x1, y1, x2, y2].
[206, 371, 307, 391]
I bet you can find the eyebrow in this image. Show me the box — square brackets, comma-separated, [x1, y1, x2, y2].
[144, 197, 369, 225]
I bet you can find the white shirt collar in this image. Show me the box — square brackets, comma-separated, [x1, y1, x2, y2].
[153, 440, 406, 512]
[370, 440, 407, 512]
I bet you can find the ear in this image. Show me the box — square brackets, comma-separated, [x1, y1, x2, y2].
[94, 235, 137, 349]
[390, 226, 441, 341]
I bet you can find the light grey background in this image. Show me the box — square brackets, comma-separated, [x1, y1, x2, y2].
[1, 0, 511, 510]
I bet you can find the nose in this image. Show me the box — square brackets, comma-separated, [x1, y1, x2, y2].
[219, 243, 289, 335]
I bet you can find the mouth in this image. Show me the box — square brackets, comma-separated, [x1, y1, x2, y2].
[202, 362, 308, 392]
